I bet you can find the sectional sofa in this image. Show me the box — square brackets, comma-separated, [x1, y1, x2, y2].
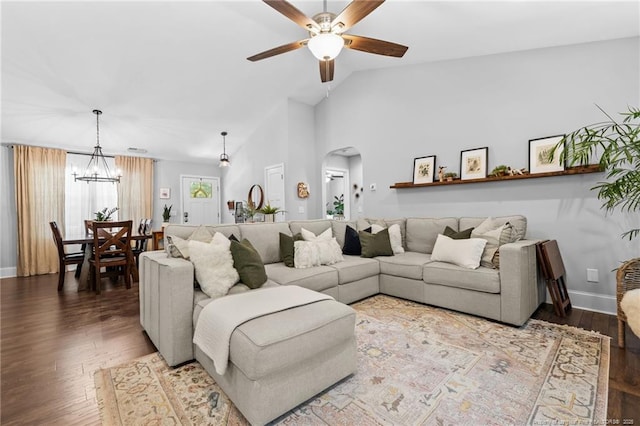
[139, 215, 544, 368]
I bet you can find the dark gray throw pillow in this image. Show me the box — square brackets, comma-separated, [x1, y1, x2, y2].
[359, 228, 394, 258]
[342, 226, 362, 255]
[279, 232, 303, 267]
[443, 226, 474, 240]
[230, 239, 267, 289]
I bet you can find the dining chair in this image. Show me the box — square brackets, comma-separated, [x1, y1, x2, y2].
[49, 221, 85, 291]
[132, 218, 152, 267]
[89, 220, 133, 294]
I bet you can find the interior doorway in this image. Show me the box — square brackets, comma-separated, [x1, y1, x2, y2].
[264, 163, 285, 222]
[322, 147, 362, 221]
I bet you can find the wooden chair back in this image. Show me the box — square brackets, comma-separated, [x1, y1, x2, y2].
[92, 220, 133, 259]
[50, 221, 65, 258]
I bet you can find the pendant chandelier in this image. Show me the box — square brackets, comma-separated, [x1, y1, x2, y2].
[73, 109, 121, 183]
[219, 131, 230, 168]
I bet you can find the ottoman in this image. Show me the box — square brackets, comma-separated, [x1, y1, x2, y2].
[194, 298, 357, 425]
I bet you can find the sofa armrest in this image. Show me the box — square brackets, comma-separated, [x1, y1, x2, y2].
[498, 240, 543, 326]
[139, 251, 195, 366]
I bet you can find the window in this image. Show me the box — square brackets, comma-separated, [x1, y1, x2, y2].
[64, 153, 118, 237]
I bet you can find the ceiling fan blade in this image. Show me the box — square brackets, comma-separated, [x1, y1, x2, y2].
[263, 0, 320, 33]
[319, 59, 335, 83]
[247, 39, 309, 62]
[331, 0, 385, 33]
[342, 34, 408, 57]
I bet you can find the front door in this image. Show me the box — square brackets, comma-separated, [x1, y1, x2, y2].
[180, 175, 220, 225]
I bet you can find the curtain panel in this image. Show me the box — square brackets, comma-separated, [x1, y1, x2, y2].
[14, 145, 67, 276]
[115, 156, 154, 230]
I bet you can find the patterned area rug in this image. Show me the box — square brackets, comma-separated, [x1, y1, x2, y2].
[95, 295, 610, 425]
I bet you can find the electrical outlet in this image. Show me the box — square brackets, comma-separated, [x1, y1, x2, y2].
[587, 268, 599, 283]
[298, 206, 304, 214]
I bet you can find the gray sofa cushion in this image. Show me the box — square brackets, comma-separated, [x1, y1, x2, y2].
[264, 262, 338, 292]
[459, 215, 527, 241]
[239, 223, 291, 264]
[377, 252, 432, 280]
[424, 261, 501, 293]
[230, 300, 355, 380]
[405, 217, 458, 253]
[289, 220, 332, 238]
[165, 223, 241, 241]
[330, 220, 356, 249]
[330, 255, 380, 284]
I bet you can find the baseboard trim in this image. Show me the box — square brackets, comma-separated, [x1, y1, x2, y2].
[546, 290, 616, 315]
[0, 267, 17, 279]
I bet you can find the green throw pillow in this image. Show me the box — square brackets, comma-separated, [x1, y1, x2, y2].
[359, 228, 394, 258]
[443, 226, 474, 240]
[230, 239, 267, 289]
[279, 232, 303, 268]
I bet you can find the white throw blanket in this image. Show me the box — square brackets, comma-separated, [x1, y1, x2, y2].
[193, 286, 333, 375]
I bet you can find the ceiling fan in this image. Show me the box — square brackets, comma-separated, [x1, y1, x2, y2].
[247, 0, 408, 83]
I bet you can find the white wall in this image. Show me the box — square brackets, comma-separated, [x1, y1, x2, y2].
[315, 37, 640, 313]
[221, 99, 319, 224]
[153, 159, 220, 228]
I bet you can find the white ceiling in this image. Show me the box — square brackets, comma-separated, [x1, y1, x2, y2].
[2, 1, 638, 162]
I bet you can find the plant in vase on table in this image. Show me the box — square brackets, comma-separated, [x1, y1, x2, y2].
[94, 207, 118, 221]
[259, 203, 284, 223]
[162, 204, 172, 227]
[333, 194, 345, 219]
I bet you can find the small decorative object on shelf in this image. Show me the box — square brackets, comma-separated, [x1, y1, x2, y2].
[438, 166, 446, 182]
[443, 172, 457, 182]
[259, 203, 284, 223]
[94, 207, 118, 221]
[489, 165, 509, 177]
[508, 166, 527, 176]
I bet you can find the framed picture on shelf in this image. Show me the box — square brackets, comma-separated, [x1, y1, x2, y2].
[529, 135, 565, 174]
[413, 155, 437, 184]
[460, 147, 488, 180]
[159, 188, 171, 199]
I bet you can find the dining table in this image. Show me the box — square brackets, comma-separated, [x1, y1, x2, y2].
[62, 232, 152, 291]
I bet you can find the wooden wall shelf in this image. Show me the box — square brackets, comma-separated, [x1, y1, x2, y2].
[390, 165, 602, 189]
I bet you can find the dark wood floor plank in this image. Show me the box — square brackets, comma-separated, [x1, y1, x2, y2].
[2, 272, 639, 424]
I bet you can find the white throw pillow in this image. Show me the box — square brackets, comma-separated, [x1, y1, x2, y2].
[301, 227, 332, 241]
[294, 240, 321, 268]
[369, 223, 403, 254]
[294, 238, 344, 268]
[316, 238, 344, 265]
[189, 238, 239, 298]
[167, 235, 190, 259]
[471, 225, 504, 268]
[387, 224, 405, 254]
[430, 234, 487, 269]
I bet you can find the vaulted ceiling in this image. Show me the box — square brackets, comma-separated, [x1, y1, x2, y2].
[2, 1, 638, 162]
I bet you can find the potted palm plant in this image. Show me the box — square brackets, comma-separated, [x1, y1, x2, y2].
[162, 204, 172, 227]
[552, 105, 639, 240]
[333, 194, 345, 219]
[259, 203, 283, 223]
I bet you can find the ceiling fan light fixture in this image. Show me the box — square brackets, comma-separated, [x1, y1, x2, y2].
[219, 131, 230, 168]
[308, 32, 344, 60]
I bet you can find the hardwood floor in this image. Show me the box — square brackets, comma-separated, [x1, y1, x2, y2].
[1, 272, 639, 425]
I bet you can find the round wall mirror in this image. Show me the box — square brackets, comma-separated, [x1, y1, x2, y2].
[247, 184, 264, 210]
